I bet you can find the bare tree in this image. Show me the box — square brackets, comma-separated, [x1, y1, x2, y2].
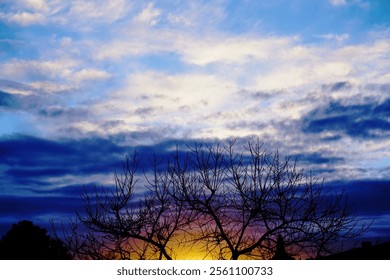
[61, 152, 191, 260]
[169, 141, 367, 259]
[60, 141, 367, 259]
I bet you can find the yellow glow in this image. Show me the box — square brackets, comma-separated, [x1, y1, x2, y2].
[173, 242, 214, 260]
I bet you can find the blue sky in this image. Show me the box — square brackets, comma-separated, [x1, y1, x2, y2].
[0, 0, 390, 242]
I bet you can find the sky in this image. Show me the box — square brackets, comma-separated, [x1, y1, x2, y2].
[0, 0, 389, 244]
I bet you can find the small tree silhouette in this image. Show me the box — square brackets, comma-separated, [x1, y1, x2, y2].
[0, 220, 71, 260]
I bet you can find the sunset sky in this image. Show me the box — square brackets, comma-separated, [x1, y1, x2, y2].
[0, 0, 389, 243]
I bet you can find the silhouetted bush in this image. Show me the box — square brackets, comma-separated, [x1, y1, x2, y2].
[0, 220, 71, 260]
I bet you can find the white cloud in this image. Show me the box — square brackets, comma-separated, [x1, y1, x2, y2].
[73, 69, 111, 82]
[0, 59, 111, 89]
[19, 0, 49, 12]
[117, 71, 236, 112]
[329, 0, 370, 8]
[134, 2, 161, 26]
[95, 36, 164, 60]
[0, 0, 65, 26]
[329, 0, 347, 6]
[176, 36, 294, 65]
[167, 13, 193, 26]
[0, 11, 45, 26]
[67, 0, 131, 24]
[318, 33, 350, 42]
[0, 59, 76, 81]
[84, 71, 239, 139]
[0, 0, 131, 27]
[29, 82, 76, 94]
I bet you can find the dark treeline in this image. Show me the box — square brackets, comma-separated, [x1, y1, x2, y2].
[0, 220, 71, 260]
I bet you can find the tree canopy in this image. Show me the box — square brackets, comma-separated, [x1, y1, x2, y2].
[0, 220, 71, 260]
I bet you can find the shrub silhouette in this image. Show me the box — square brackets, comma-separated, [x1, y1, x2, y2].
[0, 220, 71, 260]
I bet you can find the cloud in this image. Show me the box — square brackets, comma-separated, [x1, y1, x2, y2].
[329, 180, 390, 216]
[291, 152, 344, 165]
[0, 91, 18, 108]
[0, 0, 64, 26]
[0, 195, 85, 236]
[0, 79, 76, 97]
[0, 134, 214, 192]
[98, 71, 237, 138]
[302, 99, 390, 139]
[38, 107, 89, 121]
[317, 33, 350, 42]
[176, 36, 294, 66]
[0, 0, 132, 27]
[66, 0, 132, 27]
[0, 59, 77, 82]
[20, 0, 49, 12]
[134, 2, 161, 26]
[0, 59, 111, 93]
[329, 0, 347, 6]
[0, 134, 255, 192]
[321, 81, 352, 92]
[73, 69, 111, 82]
[0, 11, 45, 26]
[329, 0, 370, 8]
[0, 135, 127, 193]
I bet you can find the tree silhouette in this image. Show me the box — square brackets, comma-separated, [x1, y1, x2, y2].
[169, 141, 367, 259]
[59, 153, 194, 260]
[0, 220, 71, 260]
[61, 141, 368, 259]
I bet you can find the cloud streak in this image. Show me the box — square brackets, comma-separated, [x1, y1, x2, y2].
[303, 99, 390, 139]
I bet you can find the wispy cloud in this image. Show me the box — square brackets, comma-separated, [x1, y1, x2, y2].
[134, 2, 161, 26]
[329, 0, 347, 6]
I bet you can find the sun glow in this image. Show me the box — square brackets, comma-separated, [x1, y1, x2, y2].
[175, 245, 213, 260]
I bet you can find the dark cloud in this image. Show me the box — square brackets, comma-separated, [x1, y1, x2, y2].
[0, 134, 219, 193]
[302, 99, 390, 139]
[99, 120, 126, 130]
[235, 89, 281, 100]
[0, 195, 83, 217]
[38, 107, 89, 120]
[23, 184, 109, 197]
[328, 180, 390, 216]
[0, 80, 89, 125]
[0, 91, 18, 108]
[134, 106, 160, 116]
[364, 83, 390, 94]
[322, 179, 390, 240]
[0, 135, 128, 190]
[225, 120, 269, 131]
[0, 195, 85, 236]
[321, 135, 343, 142]
[321, 81, 352, 92]
[291, 152, 343, 165]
